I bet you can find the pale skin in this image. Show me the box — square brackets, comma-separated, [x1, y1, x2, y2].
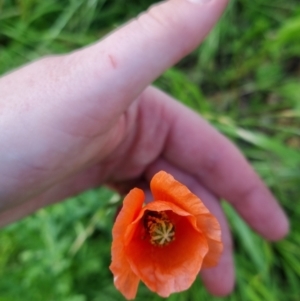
[0, 0, 289, 297]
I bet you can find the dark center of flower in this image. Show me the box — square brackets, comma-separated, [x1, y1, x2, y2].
[143, 211, 175, 246]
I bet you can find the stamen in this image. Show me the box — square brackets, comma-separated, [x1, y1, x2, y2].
[143, 211, 175, 246]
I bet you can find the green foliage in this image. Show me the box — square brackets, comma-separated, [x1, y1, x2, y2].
[1, 0, 300, 300]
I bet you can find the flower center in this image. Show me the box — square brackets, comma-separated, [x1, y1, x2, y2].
[143, 211, 175, 246]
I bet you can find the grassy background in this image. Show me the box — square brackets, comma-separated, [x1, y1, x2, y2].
[1, 0, 300, 300]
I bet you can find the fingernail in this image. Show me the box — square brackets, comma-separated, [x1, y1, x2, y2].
[187, 0, 212, 3]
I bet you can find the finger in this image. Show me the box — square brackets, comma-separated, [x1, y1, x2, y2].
[68, 0, 228, 123]
[145, 158, 235, 296]
[0, 0, 228, 127]
[198, 193, 234, 296]
[142, 87, 289, 241]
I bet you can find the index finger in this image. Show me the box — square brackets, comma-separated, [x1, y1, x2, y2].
[147, 87, 289, 240]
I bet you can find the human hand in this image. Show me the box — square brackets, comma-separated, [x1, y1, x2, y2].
[0, 0, 288, 296]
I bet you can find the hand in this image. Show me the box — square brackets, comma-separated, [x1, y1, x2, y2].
[0, 0, 288, 296]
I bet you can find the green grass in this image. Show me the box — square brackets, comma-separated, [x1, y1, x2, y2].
[1, 0, 300, 300]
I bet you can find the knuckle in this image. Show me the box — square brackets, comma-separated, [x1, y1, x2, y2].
[199, 149, 223, 177]
[134, 4, 177, 41]
[234, 180, 262, 205]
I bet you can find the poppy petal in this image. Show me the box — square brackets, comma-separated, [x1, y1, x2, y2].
[150, 171, 223, 267]
[109, 188, 144, 300]
[124, 201, 209, 297]
[150, 171, 210, 216]
[124, 201, 200, 244]
[197, 214, 223, 268]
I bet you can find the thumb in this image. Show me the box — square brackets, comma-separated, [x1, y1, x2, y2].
[1, 0, 227, 128]
[71, 0, 228, 122]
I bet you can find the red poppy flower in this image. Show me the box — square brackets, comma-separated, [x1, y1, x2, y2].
[110, 171, 223, 299]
